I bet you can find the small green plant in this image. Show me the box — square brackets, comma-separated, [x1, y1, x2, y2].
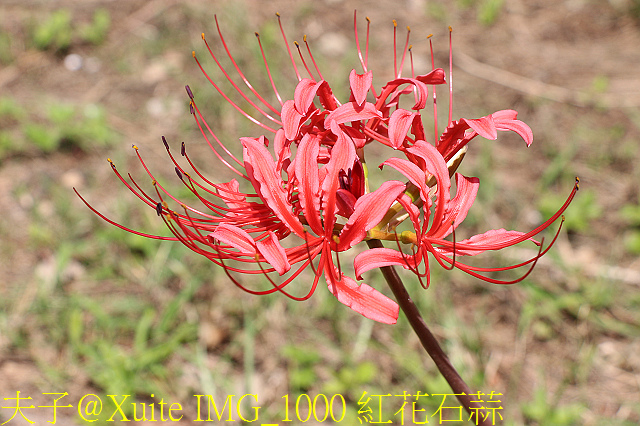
[22, 102, 115, 155]
[620, 202, 640, 254]
[79, 9, 111, 45]
[478, 0, 505, 26]
[522, 386, 585, 425]
[538, 189, 602, 233]
[33, 9, 73, 51]
[281, 344, 322, 392]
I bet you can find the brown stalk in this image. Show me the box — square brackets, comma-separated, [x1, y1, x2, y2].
[366, 238, 491, 426]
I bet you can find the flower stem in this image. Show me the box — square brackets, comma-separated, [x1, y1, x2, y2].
[367, 239, 491, 425]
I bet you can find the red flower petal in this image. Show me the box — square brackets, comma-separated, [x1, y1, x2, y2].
[324, 101, 381, 129]
[281, 99, 304, 140]
[294, 78, 327, 115]
[349, 69, 373, 106]
[295, 133, 323, 234]
[256, 231, 291, 274]
[493, 109, 533, 146]
[381, 157, 432, 205]
[354, 247, 420, 279]
[438, 228, 529, 256]
[326, 271, 399, 324]
[338, 180, 406, 250]
[463, 114, 498, 140]
[415, 68, 446, 85]
[210, 223, 256, 255]
[388, 109, 418, 149]
[242, 137, 305, 236]
[430, 173, 479, 239]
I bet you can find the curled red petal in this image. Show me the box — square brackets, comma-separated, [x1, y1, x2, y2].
[430, 173, 479, 239]
[210, 223, 256, 255]
[415, 68, 446, 85]
[438, 228, 530, 256]
[324, 101, 381, 129]
[381, 77, 430, 110]
[349, 69, 373, 106]
[216, 179, 246, 210]
[281, 99, 304, 140]
[326, 272, 399, 324]
[406, 141, 451, 230]
[493, 109, 533, 146]
[295, 133, 323, 234]
[242, 137, 305, 236]
[381, 156, 432, 205]
[294, 78, 328, 115]
[256, 231, 291, 275]
[338, 180, 406, 250]
[354, 247, 420, 280]
[388, 108, 418, 149]
[463, 114, 498, 140]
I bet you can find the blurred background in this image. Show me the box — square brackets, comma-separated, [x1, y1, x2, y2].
[1, 0, 639, 424]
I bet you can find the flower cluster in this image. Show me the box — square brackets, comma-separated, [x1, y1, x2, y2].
[78, 13, 578, 324]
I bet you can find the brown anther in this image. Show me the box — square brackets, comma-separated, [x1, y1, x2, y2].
[294, 41, 299, 47]
[155, 202, 163, 216]
[255, 32, 259, 37]
[185, 85, 194, 100]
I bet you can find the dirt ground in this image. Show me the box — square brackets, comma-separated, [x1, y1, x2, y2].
[1, 0, 640, 425]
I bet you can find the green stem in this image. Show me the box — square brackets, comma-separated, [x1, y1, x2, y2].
[366, 239, 491, 426]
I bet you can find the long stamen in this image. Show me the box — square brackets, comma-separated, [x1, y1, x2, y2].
[408, 45, 415, 78]
[188, 95, 248, 175]
[393, 20, 398, 78]
[448, 26, 453, 125]
[393, 233, 427, 288]
[254, 33, 284, 106]
[428, 35, 438, 145]
[294, 40, 316, 80]
[365, 16, 370, 69]
[193, 51, 279, 133]
[303, 35, 323, 80]
[442, 221, 456, 271]
[276, 12, 301, 81]
[397, 26, 411, 79]
[212, 16, 282, 116]
[74, 188, 177, 240]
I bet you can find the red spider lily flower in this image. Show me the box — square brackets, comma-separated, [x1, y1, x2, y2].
[77, 12, 577, 324]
